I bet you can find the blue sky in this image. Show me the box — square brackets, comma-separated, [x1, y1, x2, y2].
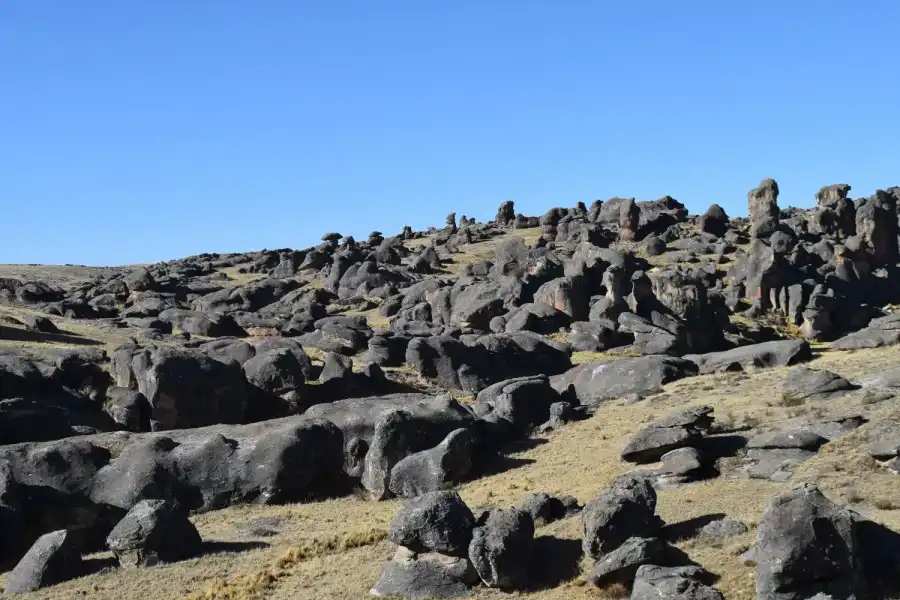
[2, 2, 899, 266]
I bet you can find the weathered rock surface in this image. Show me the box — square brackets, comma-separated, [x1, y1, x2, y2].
[551, 357, 698, 405]
[5, 530, 85, 594]
[106, 499, 202, 567]
[468, 508, 534, 590]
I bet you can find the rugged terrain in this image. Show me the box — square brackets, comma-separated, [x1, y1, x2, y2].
[2, 181, 900, 599]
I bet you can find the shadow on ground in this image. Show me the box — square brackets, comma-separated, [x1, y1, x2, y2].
[663, 513, 727, 542]
[200, 540, 270, 556]
[526, 536, 584, 591]
[0, 325, 103, 346]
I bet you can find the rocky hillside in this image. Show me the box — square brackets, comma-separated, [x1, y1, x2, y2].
[1, 180, 900, 599]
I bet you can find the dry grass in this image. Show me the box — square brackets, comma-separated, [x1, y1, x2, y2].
[570, 349, 642, 365]
[185, 528, 389, 600]
[0, 306, 136, 353]
[3, 344, 900, 599]
[219, 266, 267, 286]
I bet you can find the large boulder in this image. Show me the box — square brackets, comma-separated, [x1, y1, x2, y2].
[468, 508, 534, 590]
[621, 406, 713, 464]
[0, 438, 115, 553]
[389, 429, 476, 499]
[631, 565, 725, 600]
[533, 276, 589, 321]
[362, 410, 429, 500]
[755, 484, 865, 600]
[105, 387, 151, 432]
[4, 530, 85, 594]
[699, 204, 730, 237]
[114, 345, 250, 431]
[90, 418, 345, 512]
[684, 340, 812, 375]
[303, 393, 474, 446]
[0, 354, 44, 400]
[748, 178, 780, 238]
[855, 189, 899, 265]
[407, 333, 570, 393]
[198, 338, 256, 366]
[242, 348, 306, 397]
[782, 367, 856, 402]
[370, 546, 479, 599]
[833, 314, 900, 350]
[552, 357, 697, 405]
[473, 375, 560, 433]
[588, 536, 667, 587]
[106, 499, 202, 567]
[388, 491, 475, 557]
[158, 308, 246, 337]
[582, 475, 663, 560]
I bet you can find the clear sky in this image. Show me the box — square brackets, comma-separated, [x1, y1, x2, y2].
[2, 2, 900, 266]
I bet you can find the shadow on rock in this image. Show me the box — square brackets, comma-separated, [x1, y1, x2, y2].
[698, 434, 748, 462]
[858, 519, 900, 598]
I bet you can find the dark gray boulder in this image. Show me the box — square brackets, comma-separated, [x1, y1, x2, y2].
[115, 345, 249, 431]
[22, 314, 59, 333]
[748, 178, 780, 238]
[855, 189, 899, 265]
[370, 546, 478, 598]
[303, 393, 474, 447]
[621, 405, 715, 465]
[248, 337, 313, 379]
[582, 475, 663, 560]
[90, 418, 345, 512]
[503, 302, 570, 335]
[388, 491, 475, 557]
[533, 276, 589, 321]
[4, 530, 85, 594]
[473, 375, 560, 433]
[755, 484, 865, 600]
[747, 429, 829, 451]
[389, 429, 475, 499]
[699, 204, 730, 237]
[468, 508, 534, 590]
[318, 352, 353, 383]
[631, 565, 725, 600]
[362, 410, 425, 500]
[552, 357, 697, 405]
[622, 426, 699, 464]
[105, 387, 151, 432]
[699, 518, 749, 539]
[588, 536, 667, 587]
[242, 348, 306, 396]
[198, 338, 256, 366]
[106, 499, 202, 567]
[684, 340, 812, 375]
[0, 354, 43, 400]
[782, 367, 856, 402]
[407, 333, 570, 393]
[660, 446, 704, 474]
[833, 314, 900, 350]
[158, 308, 246, 337]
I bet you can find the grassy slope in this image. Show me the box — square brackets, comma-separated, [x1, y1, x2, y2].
[3, 230, 900, 599]
[5, 345, 898, 600]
